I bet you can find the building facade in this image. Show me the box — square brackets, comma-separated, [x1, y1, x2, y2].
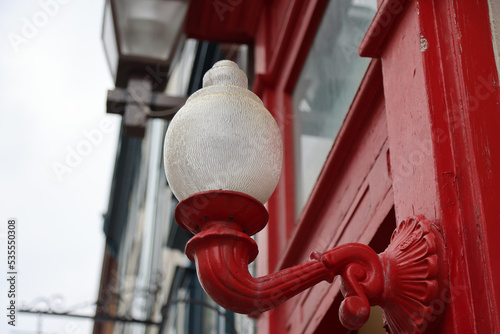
[180, 0, 500, 333]
[94, 38, 255, 334]
[96, 0, 500, 333]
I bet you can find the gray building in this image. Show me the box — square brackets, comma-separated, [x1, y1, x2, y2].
[93, 39, 255, 334]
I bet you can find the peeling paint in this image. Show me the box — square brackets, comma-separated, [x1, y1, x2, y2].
[420, 35, 429, 52]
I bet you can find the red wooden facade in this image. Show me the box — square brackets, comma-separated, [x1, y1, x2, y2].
[184, 0, 500, 333]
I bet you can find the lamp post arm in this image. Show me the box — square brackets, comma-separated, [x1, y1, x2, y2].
[186, 227, 385, 329]
[187, 228, 327, 313]
[176, 192, 448, 333]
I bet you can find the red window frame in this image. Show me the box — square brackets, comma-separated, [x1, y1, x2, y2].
[252, 1, 394, 332]
[253, 0, 500, 333]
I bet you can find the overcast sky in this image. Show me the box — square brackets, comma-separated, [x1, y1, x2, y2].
[0, 0, 120, 333]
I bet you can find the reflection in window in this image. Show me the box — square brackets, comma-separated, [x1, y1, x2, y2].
[292, 0, 377, 216]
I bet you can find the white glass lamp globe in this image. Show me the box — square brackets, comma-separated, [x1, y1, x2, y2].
[164, 60, 283, 204]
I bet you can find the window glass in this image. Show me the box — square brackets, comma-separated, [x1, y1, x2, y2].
[292, 0, 377, 216]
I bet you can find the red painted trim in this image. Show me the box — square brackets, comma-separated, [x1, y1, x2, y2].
[262, 0, 307, 86]
[259, 0, 342, 274]
[280, 61, 391, 333]
[432, 1, 500, 332]
[253, 4, 392, 330]
[281, 0, 330, 93]
[380, 0, 500, 332]
[358, 0, 409, 57]
[277, 59, 384, 270]
[253, 3, 339, 332]
[184, 0, 265, 43]
[252, 0, 329, 93]
[296, 191, 395, 334]
[264, 89, 296, 271]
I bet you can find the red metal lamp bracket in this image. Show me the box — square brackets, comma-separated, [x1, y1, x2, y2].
[175, 191, 448, 334]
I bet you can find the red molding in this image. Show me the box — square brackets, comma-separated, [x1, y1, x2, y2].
[358, 0, 410, 57]
[265, 90, 297, 271]
[380, 0, 500, 332]
[276, 59, 384, 271]
[253, 0, 329, 95]
[184, 0, 265, 43]
[431, 1, 500, 331]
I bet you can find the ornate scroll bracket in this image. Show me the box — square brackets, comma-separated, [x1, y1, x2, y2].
[377, 215, 448, 333]
[175, 191, 448, 334]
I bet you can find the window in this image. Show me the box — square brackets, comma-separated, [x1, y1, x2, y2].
[292, 0, 377, 216]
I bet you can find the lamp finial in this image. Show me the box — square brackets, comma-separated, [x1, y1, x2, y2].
[202, 60, 248, 89]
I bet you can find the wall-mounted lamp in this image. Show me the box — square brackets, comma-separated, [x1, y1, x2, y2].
[163, 61, 448, 333]
[102, 0, 189, 137]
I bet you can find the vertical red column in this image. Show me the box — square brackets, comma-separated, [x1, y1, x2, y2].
[378, 0, 500, 333]
[253, 3, 292, 332]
